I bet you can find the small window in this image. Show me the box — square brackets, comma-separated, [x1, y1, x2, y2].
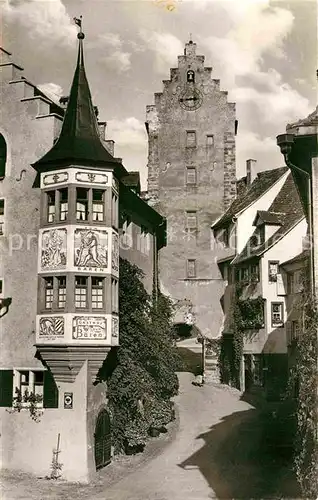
[251, 263, 260, 282]
[0, 199, 4, 235]
[241, 267, 249, 281]
[187, 70, 195, 83]
[122, 215, 133, 248]
[92, 277, 104, 309]
[268, 261, 279, 282]
[0, 134, 7, 179]
[186, 167, 196, 185]
[187, 259, 196, 278]
[0, 279, 3, 296]
[186, 211, 197, 229]
[13, 369, 44, 407]
[57, 276, 66, 308]
[76, 188, 89, 221]
[92, 189, 104, 222]
[59, 188, 68, 221]
[139, 226, 150, 255]
[186, 131, 196, 148]
[75, 276, 88, 308]
[206, 135, 214, 147]
[47, 191, 56, 223]
[271, 302, 284, 327]
[287, 273, 294, 294]
[112, 278, 118, 313]
[44, 277, 54, 309]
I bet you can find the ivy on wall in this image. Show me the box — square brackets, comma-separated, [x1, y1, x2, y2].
[285, 270, 318, 499]
[219, 283, 265, 389]
[102, 258, 181, 454]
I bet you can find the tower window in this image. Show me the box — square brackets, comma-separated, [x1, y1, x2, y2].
[47, 191, 56, 223]
[186, 211, 197, 229]
[92, 277, 104, 309]
[187, 70, 195, 83]
[186, 131, 196, 148]
[44, 277, 54, 309]
[75, 276, 88, 308]
[0, 279, 3, 296]
[76, 188, 89, 221]
[0, 199, 4, 235]
[59, 188, 68, 221]
[92, 189, 104, 222]
[206, 135, 214, 147]
[57, 276, 66, 308]
[186, 167, 196, 185]
[0, 134, 7, 179]
[187, 259, 196, 278]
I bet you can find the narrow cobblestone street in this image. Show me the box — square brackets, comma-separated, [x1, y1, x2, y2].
[1, 372, 299, 500]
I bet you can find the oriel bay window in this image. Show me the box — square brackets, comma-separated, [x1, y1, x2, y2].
[59, 188, 68, 221]
[44, 277, 54, 309]
[76, 188, 89, 221]
[75, 276, 106, 310]
[92, 189, 104, 221]
[75, 276, 88, 308]
[47, 191, 56, 222]
[92, 277, 104, 309]
[57, 276, 66, 308]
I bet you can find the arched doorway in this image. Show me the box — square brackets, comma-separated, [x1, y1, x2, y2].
[94, 409, 111, 470]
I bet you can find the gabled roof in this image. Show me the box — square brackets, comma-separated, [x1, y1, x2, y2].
[32, 33, 126, 177]
[253, 210, 284, 226]
[287, 106, 318, 131]
[232, 173, 305, 265]
[212, 166, 288, 229]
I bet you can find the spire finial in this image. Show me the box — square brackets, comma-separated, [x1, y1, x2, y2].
[74, 16, 85, 39]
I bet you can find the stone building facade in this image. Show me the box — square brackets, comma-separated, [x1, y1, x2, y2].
[145, 39, 237, 340]
[0, 35, 165, 482]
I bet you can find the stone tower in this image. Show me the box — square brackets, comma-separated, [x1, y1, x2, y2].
[145, 39, 237, 342]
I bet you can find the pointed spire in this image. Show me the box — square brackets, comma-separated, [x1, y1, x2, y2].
[33, 19, 123, 173]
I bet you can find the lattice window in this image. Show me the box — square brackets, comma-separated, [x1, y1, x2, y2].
[57, 276, 66, 308]
[92, 277, 104, 309]
[44, 277, 54, 309]
[93, 189, 104, 222]
[75, 276, 88, 308]
[59, 188, 68, 221]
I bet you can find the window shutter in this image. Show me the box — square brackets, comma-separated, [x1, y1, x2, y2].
[43, 370, 59, 408]
[0, 370, 13, 407]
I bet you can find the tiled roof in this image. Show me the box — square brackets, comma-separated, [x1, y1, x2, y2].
[254, 210, 284, 225]
[212, 166, 288, 229]
[232, 173, 305, 265]
[287, 106, 318, 130]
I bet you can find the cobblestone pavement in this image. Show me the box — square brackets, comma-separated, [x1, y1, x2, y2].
[1, 372, 299, 500]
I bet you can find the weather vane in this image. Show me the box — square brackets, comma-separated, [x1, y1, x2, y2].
[73, 15, 84, 39]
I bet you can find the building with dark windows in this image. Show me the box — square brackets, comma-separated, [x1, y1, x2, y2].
[0, 32, 165, 482]
[145, 39, 237, 376]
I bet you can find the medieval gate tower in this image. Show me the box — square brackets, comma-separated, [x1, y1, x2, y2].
[146, 39, 237, 350]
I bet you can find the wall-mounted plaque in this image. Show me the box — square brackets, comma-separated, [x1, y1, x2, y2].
[112, 316, 119, 338]
[39, 317, 64, 337]
[41, 229, 67, 270]
[112, 233, 119, 272]
[75, 172, 108, 184]
[64, 392, 73, 409]
[74, 229, 108, 270]
[72, 316, 107, 340]
[43, 172, 69, 186]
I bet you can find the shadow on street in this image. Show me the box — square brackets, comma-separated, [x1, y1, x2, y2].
[178, 407, 300, 499]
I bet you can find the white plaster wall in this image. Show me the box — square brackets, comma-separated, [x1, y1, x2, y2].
[236, 171, 289, 253]
[261, 218, 307, 353]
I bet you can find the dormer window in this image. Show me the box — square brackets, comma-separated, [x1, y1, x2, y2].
[187, 70, 195, 83]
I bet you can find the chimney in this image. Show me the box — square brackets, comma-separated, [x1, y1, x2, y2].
[98, 121, 106, 141]
[246, 159, 257, 185]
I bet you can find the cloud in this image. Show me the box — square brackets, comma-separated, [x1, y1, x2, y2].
[2, 0, 76, 47]
[106, 117, 147, 151]
[87, 33, 131, 73]
[199, 1, 311, 141]
[37, 82, 64, 104]
[139, 30, 183, 73]
[236, 130, 283, 178]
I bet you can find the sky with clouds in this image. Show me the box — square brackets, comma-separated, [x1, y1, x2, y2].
[1, 0, 317, 188]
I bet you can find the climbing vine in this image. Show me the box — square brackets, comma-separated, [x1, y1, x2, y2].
[219, 282, 265, 390]
[285, 269, 318, 498]
[104, 258, 180, 455]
